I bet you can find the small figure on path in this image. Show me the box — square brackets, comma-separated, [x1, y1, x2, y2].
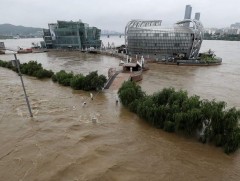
[115, 95, 119, 105]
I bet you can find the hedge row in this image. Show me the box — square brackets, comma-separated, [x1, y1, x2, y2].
[118, 81, 240, 154]
[52, 70, 107, 91]
[0, 59, 107, 91]
[0, 60, 54, 79]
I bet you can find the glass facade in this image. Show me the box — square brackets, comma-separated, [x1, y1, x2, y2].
[43, 20, 101, 49]
[125, 19, 204, 59]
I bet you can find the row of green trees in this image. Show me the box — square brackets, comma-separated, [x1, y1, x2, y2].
[118, 81, 240, 154]
[52, 70, 107, 91]
[0, 59, 107, 91]
[0, 60, 54, 79]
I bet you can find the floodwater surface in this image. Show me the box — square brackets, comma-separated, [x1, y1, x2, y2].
[0, 39, 240, 180]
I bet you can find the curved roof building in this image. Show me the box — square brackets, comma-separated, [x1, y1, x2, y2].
[125, 6, 204, 60]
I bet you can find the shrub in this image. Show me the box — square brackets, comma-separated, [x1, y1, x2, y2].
[164, 121, 175, 132]
[152, 88, 175, 106]
[35, 69, 54, 79]
[83, 71, 107, 91]
[0, 60, 8, 68]
[224, 128, 240, 154]
[51, 74, 57, 82]
[118, 81, 145, 106]
[55, 70, 74, 86]
[20, 61, 43, 76]
[97, 75, 107, 90]
[70, 74, 85, 90]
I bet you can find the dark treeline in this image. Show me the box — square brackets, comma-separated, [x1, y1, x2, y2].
[0, 60, 107, 91]
[204, 33, 240, 41]
[52, 70, 107, 91]
[118, 81, 240, 154]
[0, 60, 54, 79]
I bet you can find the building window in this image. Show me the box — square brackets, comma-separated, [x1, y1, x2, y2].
[174, 43, 180, 47]
[175, 33, 180, 37]
[163, 33, 168, 37]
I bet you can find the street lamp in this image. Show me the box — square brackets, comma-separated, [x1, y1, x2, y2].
[2, 47, 33, 117]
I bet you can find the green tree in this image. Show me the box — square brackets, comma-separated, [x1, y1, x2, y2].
[83, 71, 107, 91]
[70, 74, 85, 90]
[55, 70, 74, 86]
[118, 83, 240, 154]
[118, 81, 145, 107]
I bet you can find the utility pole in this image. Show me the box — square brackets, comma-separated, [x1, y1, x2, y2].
[12, 54, 33, 117]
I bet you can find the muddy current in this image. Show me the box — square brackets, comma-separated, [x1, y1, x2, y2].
[0, 39, 240, 180]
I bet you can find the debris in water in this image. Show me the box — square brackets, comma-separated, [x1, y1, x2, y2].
[92, 116, 97, 123]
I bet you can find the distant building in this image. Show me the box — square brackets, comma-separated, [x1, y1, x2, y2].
[184, 5, 192, 27]
[43, 20, 101, 49]
[184, 5, 192, 19]
[230, 22, 240, 29]
[225, 28, 240, 35]
[194, 13, 200, 21]
[125, 5, 204, 60]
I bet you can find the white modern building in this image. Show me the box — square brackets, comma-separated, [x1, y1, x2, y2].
[125, 5, 204, 60]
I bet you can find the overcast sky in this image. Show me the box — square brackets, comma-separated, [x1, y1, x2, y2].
[1, 0, 239, 32]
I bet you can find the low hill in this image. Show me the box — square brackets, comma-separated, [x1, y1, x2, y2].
[0, 24, 42, 36]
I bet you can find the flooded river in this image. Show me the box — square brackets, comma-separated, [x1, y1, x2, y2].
[0, 38, 240, 180]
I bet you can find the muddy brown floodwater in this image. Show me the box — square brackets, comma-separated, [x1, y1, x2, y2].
[0, 39, 240, 180]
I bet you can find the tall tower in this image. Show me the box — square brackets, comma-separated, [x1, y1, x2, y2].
[184, 5, 192, 20]
[194, 13, 200, 20]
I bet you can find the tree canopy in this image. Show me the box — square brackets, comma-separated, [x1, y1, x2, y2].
[118, 80, 240, 154]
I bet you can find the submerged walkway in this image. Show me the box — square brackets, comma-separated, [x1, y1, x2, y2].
[108, 73, 131, 90]
[104, 72, 120, 89]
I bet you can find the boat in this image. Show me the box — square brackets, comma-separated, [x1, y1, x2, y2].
[32, 48, 48, 53]
[17, 47, 32, 54]
[87, 47, 99, 54]
[31, 42, 48, 53]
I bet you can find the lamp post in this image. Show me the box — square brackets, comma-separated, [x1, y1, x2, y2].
[12, 53, 33, 117]
[2, 45, 34, 118]
[1, 45, 33, 117]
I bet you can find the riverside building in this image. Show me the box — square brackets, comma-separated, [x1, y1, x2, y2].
[125, 5, 204, 60]
[43, 20, 101, 49]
